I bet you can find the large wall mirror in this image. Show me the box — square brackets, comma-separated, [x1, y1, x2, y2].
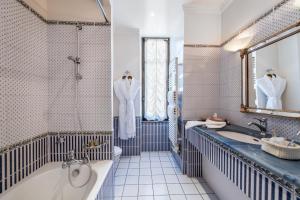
[241, 24, 300, 118]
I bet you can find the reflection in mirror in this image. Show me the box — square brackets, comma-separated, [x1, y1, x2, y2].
[248, 33, 300, 111]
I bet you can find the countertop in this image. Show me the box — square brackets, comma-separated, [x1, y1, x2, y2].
[191, 125, 300, 189]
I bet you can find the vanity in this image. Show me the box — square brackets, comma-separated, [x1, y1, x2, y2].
[187, 125, 300, 200]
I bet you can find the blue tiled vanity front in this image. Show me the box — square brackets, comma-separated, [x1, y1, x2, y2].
[187, 125, 300, 200]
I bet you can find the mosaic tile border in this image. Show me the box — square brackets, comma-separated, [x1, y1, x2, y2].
[0, 131, 113, 194]
[184, 0, 290, 48]
[114, 117, 170, 156]
[187, 128, 299, 200]
[15, 0, 110, 26]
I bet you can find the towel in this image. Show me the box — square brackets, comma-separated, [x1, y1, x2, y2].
[185, 120, 226, 130]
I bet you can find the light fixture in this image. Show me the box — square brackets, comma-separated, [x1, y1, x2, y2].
[295, 0, 300, 8]
[150, 11, 155, 17]
[224, 31, 253, 52]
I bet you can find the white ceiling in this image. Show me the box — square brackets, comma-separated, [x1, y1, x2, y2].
[182, 0, 234, 13]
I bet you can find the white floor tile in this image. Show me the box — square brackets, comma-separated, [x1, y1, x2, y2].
[118, 162, 130, 169]
[140, 162, 151, 168]
[126, 176, 139, 185]
[167, 184, 184, 195]
[177, 175, 193, 184]
[122, 197, 138, 200]
[141, 152, 150, 157]
[128, 169, 140, 176]
[120, 157, 131, 163]
[152, 175, 166, 184]
[123, 185, 139, 196]
[115, 185, 124, 197]
[161, 162, 173, 168]
[195, 183, 214, 194]
[163, 168, 175, 175]
[131, 156, 141, 163]
[151, 162, 162, 168]
[140, 168, 152, 176]
[115, 176, 126, 185]
[153, 184, 169, 195]
[114, 197, 122, 200]
[139, 176, 153, 185]
[138, 196, 154, 200]
[201, 194, 219, 200]
[154, 196, 170, 200]
[170, 195, 186, 200]
[139, 184, 154, 196]
[186, 195, 203, 200]
[159, 157, 170, 162]
[152, 168, 164, 175]
[181, 184, 199, 195]
[165, 175, 179, 184]
[116, 169, 128, 176]
[150, 157, 160, 162]
[129, 162, 140, 169]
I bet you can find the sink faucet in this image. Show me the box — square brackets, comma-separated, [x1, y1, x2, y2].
[248, 118, 268, 136]
[62, 150, 88, 169]
[288, 131, 300, 147]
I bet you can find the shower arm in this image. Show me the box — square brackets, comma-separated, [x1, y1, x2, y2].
[96, 0, 109, 24]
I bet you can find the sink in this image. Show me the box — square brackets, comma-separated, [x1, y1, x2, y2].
[216, 131, 261, 145]
[261, 138, 300, 160]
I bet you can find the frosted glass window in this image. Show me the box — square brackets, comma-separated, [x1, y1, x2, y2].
[143, 38, 169, 121]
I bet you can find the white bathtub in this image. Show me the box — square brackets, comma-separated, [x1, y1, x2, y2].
[0, 161, 113, 200]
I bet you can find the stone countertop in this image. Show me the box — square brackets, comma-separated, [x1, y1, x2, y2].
[192, 125, 300, 189]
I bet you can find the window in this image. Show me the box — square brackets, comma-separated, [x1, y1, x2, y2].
[142, 38, 169, 121]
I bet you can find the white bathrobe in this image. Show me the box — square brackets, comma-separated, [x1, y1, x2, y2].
[114, 78, 140, 140]
[256, 75, 286, 110]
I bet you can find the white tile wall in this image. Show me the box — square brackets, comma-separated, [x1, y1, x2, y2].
[0, 0, 48, 148]
[0, 0, 112, 149]
[47, 25, 112, 132]
[183, 47, 220, 120]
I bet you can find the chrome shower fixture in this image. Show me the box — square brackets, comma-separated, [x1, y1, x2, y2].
[67, 56, 80, 64]
[68, 56, 82, 80]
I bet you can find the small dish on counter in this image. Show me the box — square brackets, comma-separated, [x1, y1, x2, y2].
[261, 138, 300, 160]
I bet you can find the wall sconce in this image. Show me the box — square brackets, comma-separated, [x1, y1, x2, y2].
[295, 0, 300, 8]
[224, 32, 253, 52]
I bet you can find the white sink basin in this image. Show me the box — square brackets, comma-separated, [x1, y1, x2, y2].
[216, 131, 261, 145]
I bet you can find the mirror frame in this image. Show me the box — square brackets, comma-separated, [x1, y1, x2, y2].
[241, 21, 300, 119]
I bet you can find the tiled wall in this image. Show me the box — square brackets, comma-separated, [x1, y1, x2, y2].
[0, 0, 48, 148]
[219, 0, 300, 140]
[183, 47, 220, 120]
[114, 117, 170, 156]
[0, 0, 113, 195]
[48, 25, 112, 132]
[182, 0, 300, 141]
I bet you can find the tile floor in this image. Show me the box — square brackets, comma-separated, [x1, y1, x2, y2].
[114, 151, 219, 200]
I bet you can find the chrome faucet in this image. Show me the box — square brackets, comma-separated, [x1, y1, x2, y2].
[248, 118, 268, 136]
[62, 150, 88, 169]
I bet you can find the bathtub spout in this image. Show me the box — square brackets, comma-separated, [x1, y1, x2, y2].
[62, 151, 87, 169]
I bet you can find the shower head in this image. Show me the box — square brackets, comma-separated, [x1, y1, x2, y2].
[68, 56, 76, 62]
[68, 56, 80, 64]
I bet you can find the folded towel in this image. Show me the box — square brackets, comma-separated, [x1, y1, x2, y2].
[185, 120, 226, 130]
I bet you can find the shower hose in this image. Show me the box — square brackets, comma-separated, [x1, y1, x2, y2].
[68, 150, 92, 188]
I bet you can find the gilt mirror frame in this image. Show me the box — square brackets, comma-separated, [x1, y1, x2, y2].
[240, 21, 300, 119]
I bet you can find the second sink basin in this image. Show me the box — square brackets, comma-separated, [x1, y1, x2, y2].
[216, 131, 261, 145]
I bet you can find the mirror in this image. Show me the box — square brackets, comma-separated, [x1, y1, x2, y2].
[241, 25, 300, 118]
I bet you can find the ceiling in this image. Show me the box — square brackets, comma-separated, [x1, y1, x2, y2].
[182, 0, 234, 13]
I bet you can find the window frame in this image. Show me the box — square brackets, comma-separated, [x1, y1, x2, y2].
[142, 37, 170, 122]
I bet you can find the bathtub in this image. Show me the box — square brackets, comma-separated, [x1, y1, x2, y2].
[0, 160, 113, 200]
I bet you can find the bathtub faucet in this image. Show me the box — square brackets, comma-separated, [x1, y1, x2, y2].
[62, 150, 88, 169]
